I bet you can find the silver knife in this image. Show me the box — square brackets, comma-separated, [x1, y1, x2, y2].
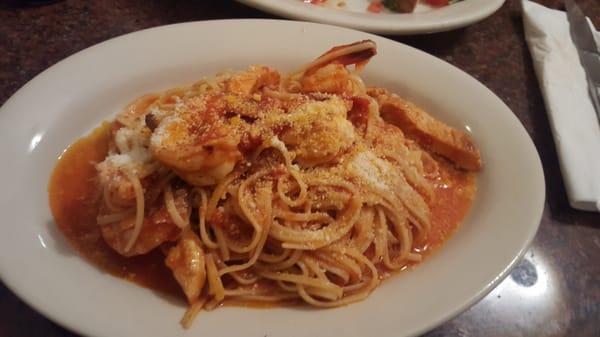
[564, 0, 600, 121]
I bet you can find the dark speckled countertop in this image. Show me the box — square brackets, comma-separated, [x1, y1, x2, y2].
[1, 0, 599, 336]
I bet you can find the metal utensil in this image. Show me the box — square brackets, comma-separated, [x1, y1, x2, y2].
[565, 0, 600, 121]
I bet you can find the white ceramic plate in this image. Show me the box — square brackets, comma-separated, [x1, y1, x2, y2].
[238, 0, 506, 34]
[0, 20, 543, 337]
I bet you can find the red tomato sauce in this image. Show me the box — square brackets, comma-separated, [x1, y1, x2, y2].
[49, 124, 476, 302]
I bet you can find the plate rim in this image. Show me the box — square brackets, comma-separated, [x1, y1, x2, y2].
[0, 18, 545, 337]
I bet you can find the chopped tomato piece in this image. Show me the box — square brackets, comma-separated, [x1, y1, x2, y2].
[368, 1, 384, 13]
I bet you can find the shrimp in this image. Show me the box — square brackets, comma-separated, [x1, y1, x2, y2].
[286, 40, 377, 96]
[226, 65, 280, 96]
[97, 127, 157, 207]
[147, 66, 285, 186]
[165, 229, 207, 304]
[100, 187, 190, 257]
[97, 95, 163, 207]
[148, 95, 242, 186]
[274, 96, 356, 167]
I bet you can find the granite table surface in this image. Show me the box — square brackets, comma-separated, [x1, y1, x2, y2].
[0, 0, 599, 336]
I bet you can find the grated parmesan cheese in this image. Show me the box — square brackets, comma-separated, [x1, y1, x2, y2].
[348, 151, 392, 192]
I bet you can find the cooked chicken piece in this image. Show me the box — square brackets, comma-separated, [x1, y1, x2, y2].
[165, 229, 207, 304]
[100, 188, 190, 257]
[368, 88, 481, 171]
[101, 207, 179, 257]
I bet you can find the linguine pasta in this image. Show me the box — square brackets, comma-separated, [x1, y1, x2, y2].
[49, 40, 481, 328]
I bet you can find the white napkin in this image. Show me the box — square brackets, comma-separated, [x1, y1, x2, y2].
[522, 0, 600, 212]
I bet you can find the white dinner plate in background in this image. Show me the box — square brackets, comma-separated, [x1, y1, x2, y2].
[237, 0, 506, 34]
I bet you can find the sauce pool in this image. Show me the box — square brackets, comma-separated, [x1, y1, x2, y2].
[48, 123, 182, 298]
